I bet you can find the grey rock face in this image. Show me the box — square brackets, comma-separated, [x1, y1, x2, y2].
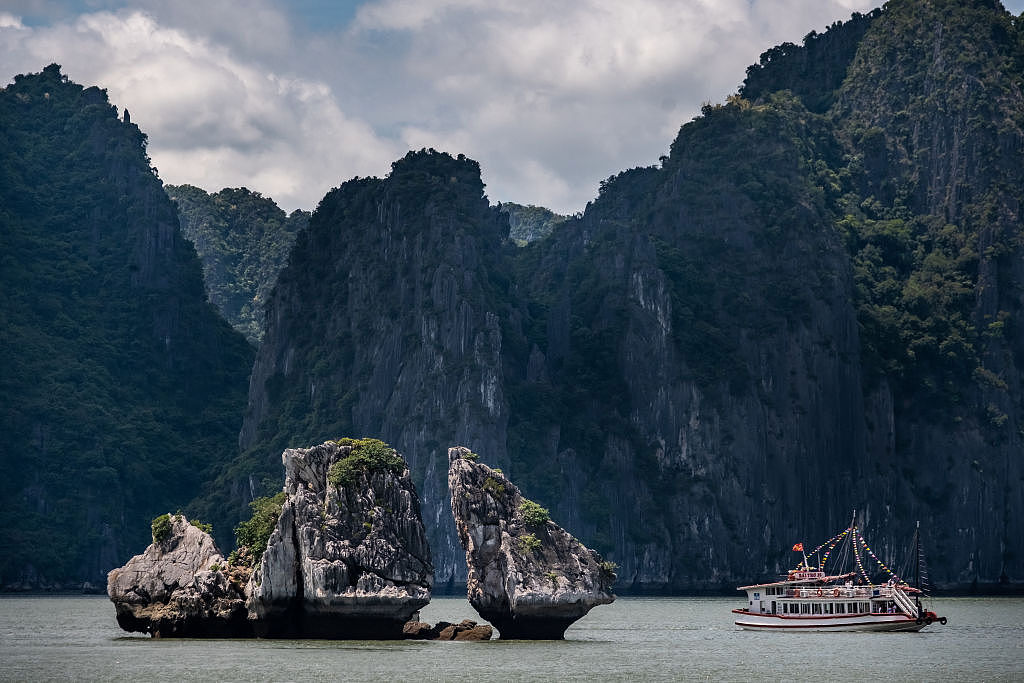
[448, 447, 614, 639]
[107, 515, 248, 637]
[247, 440, 433, 638]
[238, 152, 517, 587]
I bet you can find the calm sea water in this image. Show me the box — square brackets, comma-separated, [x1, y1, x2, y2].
[1, 595, 1022, 681]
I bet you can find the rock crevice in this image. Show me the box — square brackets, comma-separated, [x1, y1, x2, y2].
[247, 440, 433, 638]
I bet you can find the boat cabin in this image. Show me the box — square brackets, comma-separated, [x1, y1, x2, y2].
[738, 571, 911, 617]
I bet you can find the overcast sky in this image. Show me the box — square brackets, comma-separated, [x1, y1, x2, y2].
[3, 0, 1023, 214]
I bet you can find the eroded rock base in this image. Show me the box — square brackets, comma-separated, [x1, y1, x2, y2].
[479, 613, 577, 640]
[251, 604, 410, 639]
[115, 610, 253, 638]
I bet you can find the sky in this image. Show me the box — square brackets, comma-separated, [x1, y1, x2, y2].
[2, 0, 1023, 214]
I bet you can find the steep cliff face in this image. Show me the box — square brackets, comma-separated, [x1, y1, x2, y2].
[237, 150, 523, 584]
[0, 66, 253, 589]
[166, 185, 309, 345]
[507, 95, 868, 588]
[829, 0, 1024, 584]
[247, 440, 432, 637]
[233, 0, 1024, 590]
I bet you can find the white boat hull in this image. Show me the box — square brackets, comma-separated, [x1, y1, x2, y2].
[732, 610, 927, 632]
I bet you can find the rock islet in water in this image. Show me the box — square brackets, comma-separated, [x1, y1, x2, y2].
[108, 439, 434, 639]
[448, 446, 616, 639]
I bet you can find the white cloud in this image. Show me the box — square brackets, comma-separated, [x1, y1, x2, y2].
[343, 0, 879, 211]
[0, 9, 398, 211]
[0, 12, 25, 29]
[1, 0, 881, 213]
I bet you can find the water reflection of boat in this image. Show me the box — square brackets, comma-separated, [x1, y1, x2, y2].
[733, 517, 948, 631]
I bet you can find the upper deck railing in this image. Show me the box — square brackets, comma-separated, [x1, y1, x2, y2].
[784, 584, 897, 599]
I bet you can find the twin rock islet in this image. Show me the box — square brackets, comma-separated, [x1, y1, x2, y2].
[107, 440, 615, 639]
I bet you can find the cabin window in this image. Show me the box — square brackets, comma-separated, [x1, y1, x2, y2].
[861, 602, 870, 613]
[800, 603, 810, 615]
[812, 603, 821, 615]
[836, 603, 845, 614]
[826, 603, 833, 614]
[848, 602, 857, 613]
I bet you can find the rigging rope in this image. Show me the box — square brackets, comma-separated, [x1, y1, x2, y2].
[798, 523, 903, 584]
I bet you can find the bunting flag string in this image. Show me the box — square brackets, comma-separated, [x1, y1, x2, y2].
[852, 527, 873, 585]
[820, 537, 840, 572]
[859, 532, 901, 582]
[805, 528, 850, 559]
[792, 524, 903, 584]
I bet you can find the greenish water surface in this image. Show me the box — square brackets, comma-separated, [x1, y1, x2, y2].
[1, 595, 1021, 681]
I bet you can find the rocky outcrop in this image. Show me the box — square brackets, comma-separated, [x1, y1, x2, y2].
[448, 447, 614, 639]
[247, 440, 433, 638]
[402, 618, 493, 640]
[107, 515, 249, 637]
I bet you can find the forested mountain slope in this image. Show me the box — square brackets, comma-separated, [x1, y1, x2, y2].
[4, 0, 1022, 592]
[238, 0, 1024, 590]
[166, 185, 309, 345]
[0, 66, 253, 589]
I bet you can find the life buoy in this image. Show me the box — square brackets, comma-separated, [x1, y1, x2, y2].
[833, 588, 841, 597]
[816, 589, 824, 597]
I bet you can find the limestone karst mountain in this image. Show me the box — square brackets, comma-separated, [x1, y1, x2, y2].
[4, 0, 1024, 592]
[234, 0, 1024, 590]
[166, 185, 309, 345]
[0, 65, 253, 590]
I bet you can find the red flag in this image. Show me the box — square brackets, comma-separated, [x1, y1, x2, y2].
[792, 543, 804, 552]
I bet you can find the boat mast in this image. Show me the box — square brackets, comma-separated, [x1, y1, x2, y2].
[914, 521, 921, 591]
[914, 520, 923, 618]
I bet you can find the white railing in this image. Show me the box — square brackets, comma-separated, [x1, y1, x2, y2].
[786, 586, 877, 599]
[890, 586, 918, 617]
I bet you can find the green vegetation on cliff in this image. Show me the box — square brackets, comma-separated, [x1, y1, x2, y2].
[237, 0, 1024, 589]
[7, 0, 1021, 592]
[328, 438, 406, 487]
[166, 185, 309, 344]
[0, 65, 254, 588]
[233, 492, 287, 565]
[499, 202, 569, 245]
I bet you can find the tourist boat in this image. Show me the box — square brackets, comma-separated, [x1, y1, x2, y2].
[733, 519, 948, 631]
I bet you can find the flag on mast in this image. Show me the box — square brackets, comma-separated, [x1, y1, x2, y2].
[792, 543, 804, 552]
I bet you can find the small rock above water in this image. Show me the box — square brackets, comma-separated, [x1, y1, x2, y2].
[448, 447, 615, 639]
[247, 439, 433, 638]
[402, 618, 493, 640]
[107, 514, 249, 637]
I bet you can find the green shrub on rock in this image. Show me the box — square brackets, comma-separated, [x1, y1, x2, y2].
[327, 438, 405, 487]
[151, 513, 172, 544]
[234, 492, 287, 565]
[482, 476, 506, 497]
[190, 518, 213, 534]
[519, 499, 550, 526]
[600, 561, 619, 582]
[517, 533, 541, 554]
